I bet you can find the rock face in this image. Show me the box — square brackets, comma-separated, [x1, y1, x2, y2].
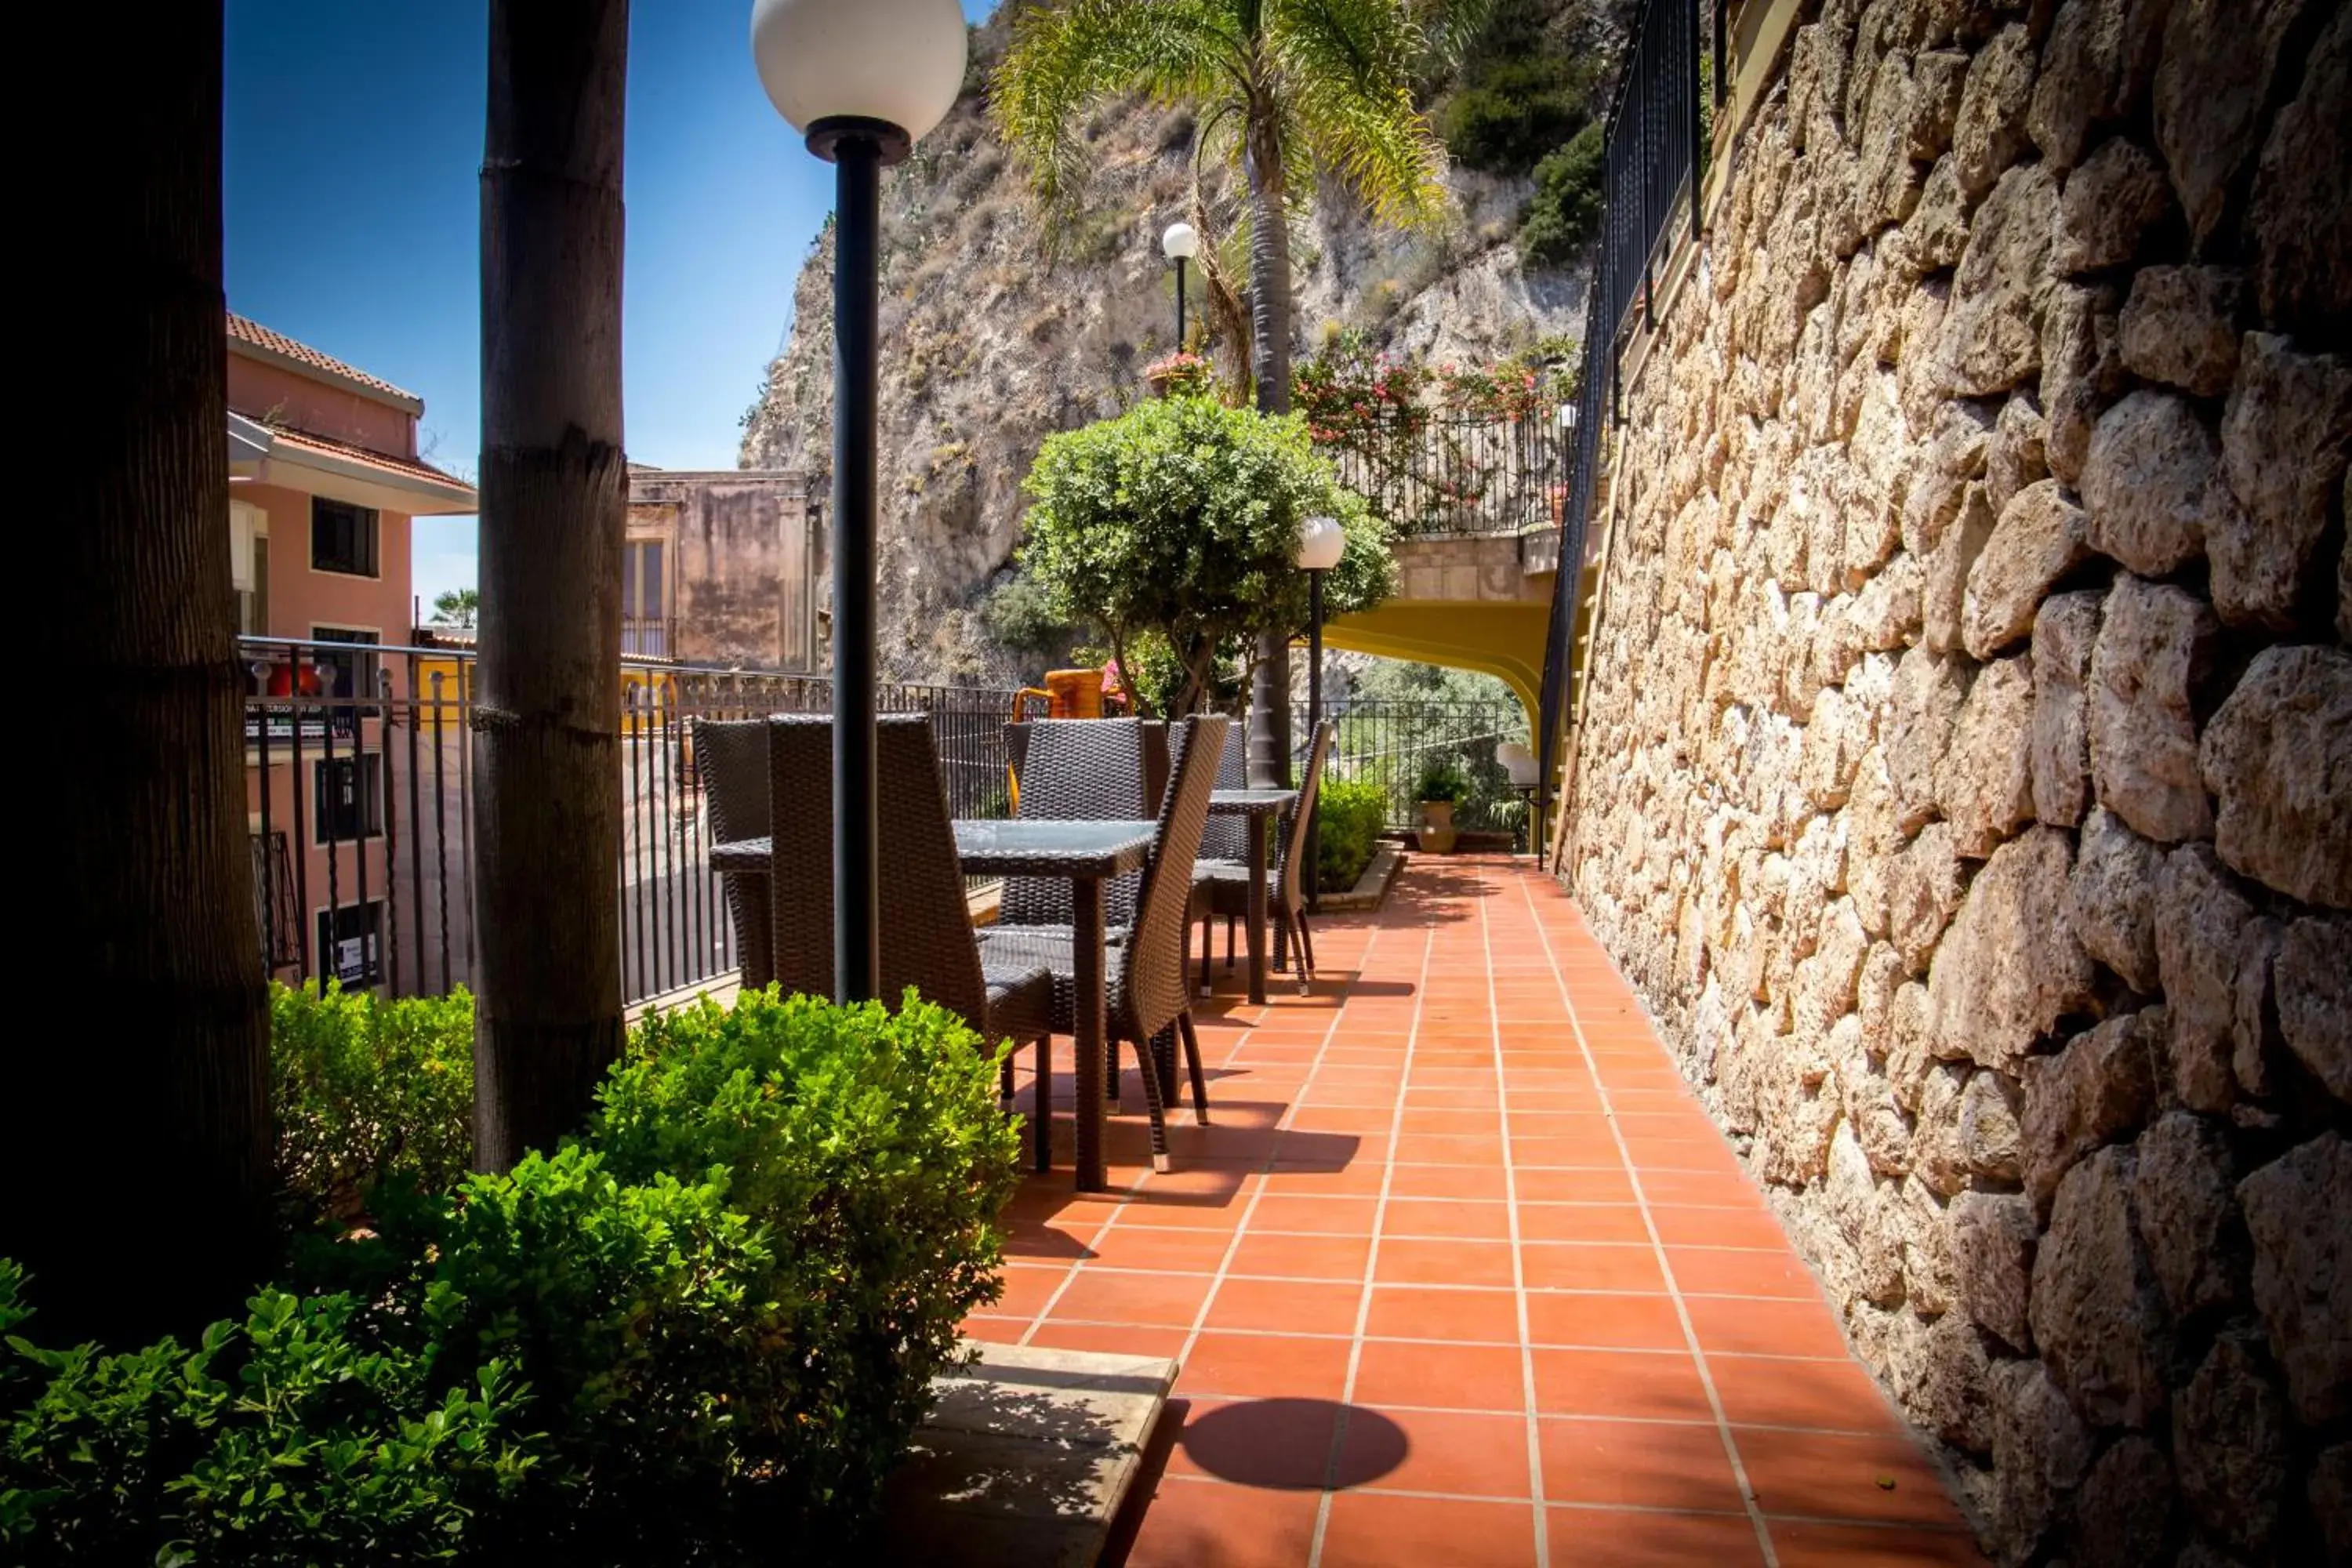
[734, 13, 1585, 681]
[1562, 3, 2352, 1562]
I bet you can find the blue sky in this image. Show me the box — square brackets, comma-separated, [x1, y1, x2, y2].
[226, 0, 993, 615]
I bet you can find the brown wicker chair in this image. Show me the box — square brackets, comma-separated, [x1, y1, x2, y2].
[691, 717, 775, 990]
[999, 718, 1161, 931]
[757, 714, 1058, 1160]
[1190, 720, 1334, 995]
[982, 715, 1228, 1171]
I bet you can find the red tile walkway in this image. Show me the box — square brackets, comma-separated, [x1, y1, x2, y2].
[971, 856, 1986, 1567]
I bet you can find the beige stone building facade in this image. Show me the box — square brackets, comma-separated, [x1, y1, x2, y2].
[624, 467, 820, 671]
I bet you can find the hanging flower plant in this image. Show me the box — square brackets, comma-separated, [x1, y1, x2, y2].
[1142, 350, 1216, 398]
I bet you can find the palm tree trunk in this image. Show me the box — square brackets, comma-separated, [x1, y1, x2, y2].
[474, 0, 630, 1171]
[22, 0, 272, 1343]
[1243, 89, 1294, 787]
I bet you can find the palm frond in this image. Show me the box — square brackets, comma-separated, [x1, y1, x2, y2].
[992, 0, 1252, 220]
[1269, 0, 1452, 226]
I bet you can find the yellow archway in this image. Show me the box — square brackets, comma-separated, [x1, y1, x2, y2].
[1314, 600, 1552, 736]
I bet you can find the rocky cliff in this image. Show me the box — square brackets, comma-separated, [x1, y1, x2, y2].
[1565, 0, 2349, 1562]
[737, 11, 1588, 684]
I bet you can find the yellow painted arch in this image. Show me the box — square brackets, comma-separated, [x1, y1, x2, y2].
[1312, 600, 1552, 735]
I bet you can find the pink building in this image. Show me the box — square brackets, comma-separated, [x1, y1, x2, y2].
[226, 313, 474, 987]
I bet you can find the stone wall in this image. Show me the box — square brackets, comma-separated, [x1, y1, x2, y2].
[1560, 1, 2348, 1562]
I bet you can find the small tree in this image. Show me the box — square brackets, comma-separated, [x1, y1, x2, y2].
[1018, 397, 1392, 716]
[432, 586, 480, 627]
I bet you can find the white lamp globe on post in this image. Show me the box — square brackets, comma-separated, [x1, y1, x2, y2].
[1294, 514, 1345, 909]
[751, 0, 966, 1004]
[1160, 220, 1198, 347]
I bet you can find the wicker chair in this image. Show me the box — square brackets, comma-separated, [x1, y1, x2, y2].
[998, 718, 1162, 931]
[982, 715, 1228, 1171]
[1190, 720, 1334, 995]
[691, 717, 775, 990]
[758, 714, 1059, 1161]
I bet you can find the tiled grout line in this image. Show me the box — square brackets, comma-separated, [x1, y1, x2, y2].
[1478, 865, 1552, 1567]
[1148, 1468, 1979, 1535]
[1517, 873, 1783, 1567]
[1167, 918, 1389, 1382]
[1306, 918, 1436, 1568]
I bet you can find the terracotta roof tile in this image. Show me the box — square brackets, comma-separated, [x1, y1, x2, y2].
[267, 426, 474, 496]
[227, 313, 419, 405]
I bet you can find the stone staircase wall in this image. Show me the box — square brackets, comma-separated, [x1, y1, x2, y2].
[1560, 1, 2348, 1563]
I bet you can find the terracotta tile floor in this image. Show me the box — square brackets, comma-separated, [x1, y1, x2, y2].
[970, 856, 1987, 1567]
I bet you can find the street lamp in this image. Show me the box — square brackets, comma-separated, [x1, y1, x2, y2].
[1294, 514, 1345, 909]
[753, 0, 966, 1004]
[1161, 221, 1197, 349]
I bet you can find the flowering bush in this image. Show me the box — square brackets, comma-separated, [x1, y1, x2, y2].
[1142, 350, 1215, 398]
[1435, 358, 1547, 423]
[1294, 328, 1428, 447]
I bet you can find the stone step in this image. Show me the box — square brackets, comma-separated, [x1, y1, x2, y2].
[878, 1341, 1178, 1567]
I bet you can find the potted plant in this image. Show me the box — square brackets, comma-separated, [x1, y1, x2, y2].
[1414, 756, 1469, 853]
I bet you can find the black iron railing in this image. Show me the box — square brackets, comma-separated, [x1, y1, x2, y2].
[1537, 0, 1705, 858]
[1319, 406, 1566, 536]
[1291, 698, 1536, 847]
[239, 636, 1021, 1007]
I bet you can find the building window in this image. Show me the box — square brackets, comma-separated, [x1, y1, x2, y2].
[231, 501, 270, 633]
[311, 497, 379, 576]
[313, 753, 385, 844]
[316, 899, 385, 987]
[622, 539, 667, 655]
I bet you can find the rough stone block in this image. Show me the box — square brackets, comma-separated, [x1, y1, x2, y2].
[2213, 332, 2352, 630]
[2275, 916, 2352, 1105]
[1887, 646, 1968, 833]
[2070, 1434, 2176, 1568]
[1936, 653, 2036, 857]
[2067, 805, 2163, 992]
[1889, 822, 1965, 972]
[2030, 1145, 2172, 1429]
[2053, 137, 2173, 275]
[2088, 575, 2217, 844]
[1988, 1356, 2093, 1555]
[1987, 392, 2049, 514]
[1940, 164, 2060, 397]
[2198, 644, 2352, 908]
[2020, 1007, 2161, 1214]
[2080, 389, 2237, 579]
[2176, 1332, 2291, 1560]
[1954, 1189, 2038, 1351]
[1964, 480, 2091, 659]
[2238, 1131, 2352, 1425]
[1923, 481, 1996, 654]
[1951, 24, 2036, 198]
[2155, 844, 2259, 1112]
[2133, 1110, 2246, 1322]
[2118, 265, 2244, 397]
[2029, 590, 2100, 827]
[2244, 0, 2350, 336]
[1929, 827, 2096, 1071]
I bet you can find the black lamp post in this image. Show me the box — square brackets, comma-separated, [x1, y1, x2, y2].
[1294, 515, 1345, 911]
[1162, 221, 1196, 349]
[753, 0, 966, 1003]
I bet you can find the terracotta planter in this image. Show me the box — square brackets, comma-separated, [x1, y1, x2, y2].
[1416, 800, 1457, 854]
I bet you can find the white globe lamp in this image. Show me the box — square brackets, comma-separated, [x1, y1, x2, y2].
[749, 0, 967, 1008]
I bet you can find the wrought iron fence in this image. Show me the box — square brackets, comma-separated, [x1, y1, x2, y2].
[1538, 0, 1705, 854]
[238, 636, 1022, 1008]
[1293, 699, 1535, 847]
[1321, 407, 1567, 537]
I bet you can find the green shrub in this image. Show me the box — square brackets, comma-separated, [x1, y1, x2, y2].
[1441, 59, 1591, 173]
[1, 1265, 539, 1566]
[270, 982, 474, 1229]
[1316, 775, 1391, 894]
[1519, 122, 1606, 267]
[1414, 756, 1472, 804]
[589, 992, 1022, 1544]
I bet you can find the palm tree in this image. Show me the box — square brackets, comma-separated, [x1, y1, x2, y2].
[472, 0, 630, 1170]
[993, 0, 1465, 775]
[27, 0, 274, 1344]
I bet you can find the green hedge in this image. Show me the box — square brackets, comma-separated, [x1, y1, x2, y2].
[1519, 122, 1606, 267]
[1316, 775, 1390, 894]
[3, 986, 1021, 1564]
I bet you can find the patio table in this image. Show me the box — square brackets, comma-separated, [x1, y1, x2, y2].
[714, 819, 1156, 1192]
[955, 818, 1156, 1191]
[1209, 788, 1296, 1006]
